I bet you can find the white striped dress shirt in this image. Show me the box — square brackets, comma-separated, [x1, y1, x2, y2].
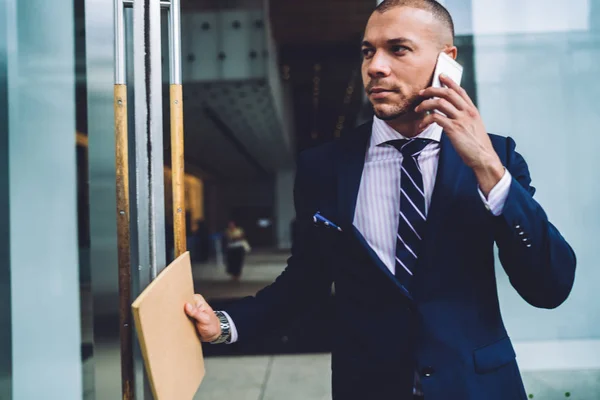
[353, 117, 512, 274]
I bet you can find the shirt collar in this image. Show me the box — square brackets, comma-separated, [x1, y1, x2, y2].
[371, 116, 443, 147]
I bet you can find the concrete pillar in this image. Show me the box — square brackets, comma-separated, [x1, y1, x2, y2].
[275, 169, 295, 250]
[0, 1, 11, 396]
[0, 0, 82, 398]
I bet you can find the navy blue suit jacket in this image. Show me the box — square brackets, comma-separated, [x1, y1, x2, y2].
[224, 122, 577, 400]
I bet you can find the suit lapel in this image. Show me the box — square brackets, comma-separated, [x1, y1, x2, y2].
[419, 132, 468, 268]
[336, 122, 371, 230]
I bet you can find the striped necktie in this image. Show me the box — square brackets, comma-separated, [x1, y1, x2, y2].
[389, 138, 432, 292]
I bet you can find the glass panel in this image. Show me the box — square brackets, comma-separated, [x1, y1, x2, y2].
[447, 0, 600, 397]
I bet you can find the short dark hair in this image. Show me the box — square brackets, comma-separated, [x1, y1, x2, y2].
[375, 0, 455, 42]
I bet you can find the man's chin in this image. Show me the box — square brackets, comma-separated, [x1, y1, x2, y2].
[373, 106, 408, 121]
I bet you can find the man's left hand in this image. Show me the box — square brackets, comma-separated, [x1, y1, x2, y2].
[415, 74, 505, 196]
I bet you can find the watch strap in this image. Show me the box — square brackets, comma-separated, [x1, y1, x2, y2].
[210, 310, 231, 344]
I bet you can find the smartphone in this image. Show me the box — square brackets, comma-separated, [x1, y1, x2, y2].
[432, 52, 463, 89]
[431, 52, 463, 116]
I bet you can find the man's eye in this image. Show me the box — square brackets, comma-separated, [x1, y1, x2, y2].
[392, 45, 409, 54]
[362, 48, 374, 58]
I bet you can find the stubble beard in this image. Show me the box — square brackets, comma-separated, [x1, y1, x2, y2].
[372, 92, 422, 121]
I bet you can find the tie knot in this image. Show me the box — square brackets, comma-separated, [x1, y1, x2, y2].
[389, 138, 432, 158]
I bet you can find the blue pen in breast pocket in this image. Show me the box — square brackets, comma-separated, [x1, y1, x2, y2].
[313, 212, 343, 232]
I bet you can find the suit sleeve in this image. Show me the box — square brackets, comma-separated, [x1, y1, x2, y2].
[494, 136, 576, 309]
[221, 152, 334, 341]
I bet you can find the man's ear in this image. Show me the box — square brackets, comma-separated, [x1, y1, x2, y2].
[444, 46, 458, 60]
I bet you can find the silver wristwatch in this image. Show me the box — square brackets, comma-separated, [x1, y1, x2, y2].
[210, 310, 231, 344]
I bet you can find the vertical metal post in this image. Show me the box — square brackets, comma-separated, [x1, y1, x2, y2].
[86, 0, 121, 397]
[168, 0, 186, 257]
[118, 0, 185, 396]
[114, 1, 134, 399]
[131, 0, 167, 395]
[132, 0, 167, 282]
[0, 1, 12, 397]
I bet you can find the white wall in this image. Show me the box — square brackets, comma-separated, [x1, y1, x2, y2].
[435, 0, 600, 370]
[472, 0, 590, 35]
[476, 29, 600, 342]
[447, 0, 592, 36]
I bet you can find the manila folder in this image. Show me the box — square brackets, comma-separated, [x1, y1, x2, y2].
[131, 251, 205, 400]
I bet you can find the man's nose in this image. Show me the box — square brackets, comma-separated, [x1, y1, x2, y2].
[368, 52, 392, 78]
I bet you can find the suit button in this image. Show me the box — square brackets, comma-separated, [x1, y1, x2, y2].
[422, 366, 435, 377]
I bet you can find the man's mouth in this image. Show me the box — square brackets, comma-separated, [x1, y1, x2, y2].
[369, 87, 394, 94]
[369, 87, 397, 99]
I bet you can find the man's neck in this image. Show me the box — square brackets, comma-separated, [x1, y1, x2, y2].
[383, 113, 426, 138]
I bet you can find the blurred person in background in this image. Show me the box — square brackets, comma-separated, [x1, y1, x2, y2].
[224, 220, 250, 282]
[185, 1, 576, 399]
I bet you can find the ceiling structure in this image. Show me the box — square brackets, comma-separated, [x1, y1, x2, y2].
[76, 1, 485, 182]
[77, 1, 376, 180]
[269, 0, 375, 152]
[269, 0, 374, 45]
[180, 0, 374, 44]
[163, 3, 295, 181]
[171, 0, 376, 179]
[163, 79, 291, 181]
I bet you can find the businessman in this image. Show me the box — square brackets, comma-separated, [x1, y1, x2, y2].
[185, 1, 577, 399]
